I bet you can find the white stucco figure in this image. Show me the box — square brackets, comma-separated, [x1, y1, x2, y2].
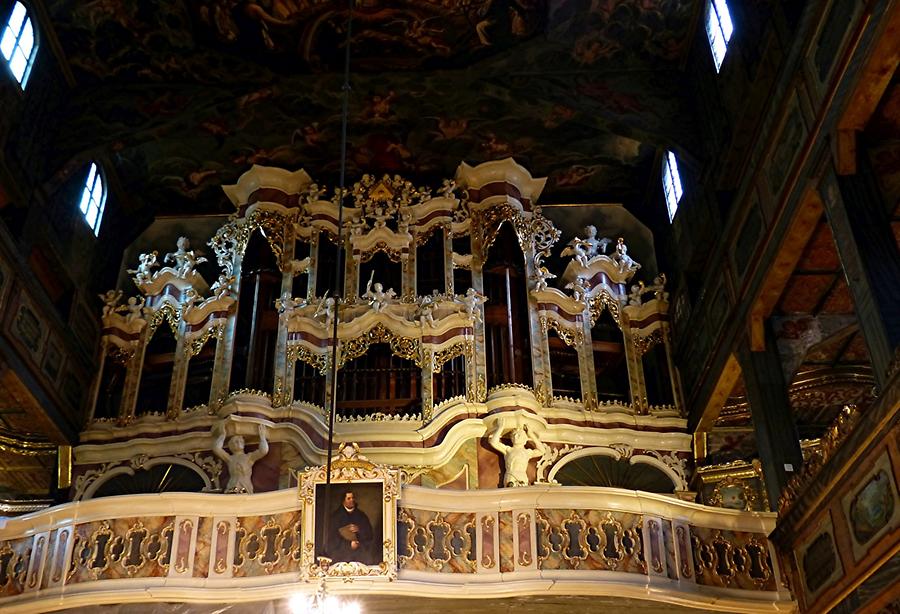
[128, 251, 159, 283]
[125, 296, 145, 322]
[165, 237, 208, 278]
[212, 422, 269, 494]
[211, 274, 235, 301]
[564, 276, 590, 303]
[612, 237, 639, 274]
[561, 225, 611, 266]
[363, 272, 396, 312]
[489, 424, 547, 487]
[533, 265, 556, 291]
[314, 293, 336, 328]
[459, 287, 486, 323]
[99, 289, 123, 317]
[417, 294, 436, 327]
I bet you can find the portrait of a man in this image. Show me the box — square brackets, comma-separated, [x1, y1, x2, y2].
[315, 483, 383, 565]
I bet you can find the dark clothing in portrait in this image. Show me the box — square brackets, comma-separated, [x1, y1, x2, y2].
[327, 505, 376, 564]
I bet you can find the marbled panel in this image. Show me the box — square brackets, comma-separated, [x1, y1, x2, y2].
[0, 535, 32, 598]
[193, 517, 213, 578]
[537, 509, 645, 574]
[68, 517, 175, 584]
[516, 512, 533, 568]
[397, 508, 476, 573]
[498, 511, 514, 573]
[690, 527, 776, 591]
[662, 520, 677, 580]
[42, 527, 71, 589]
[233, 512, 303, 577]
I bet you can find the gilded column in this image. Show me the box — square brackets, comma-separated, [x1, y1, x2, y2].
[121, 325, 151, 423]
[621, 320, 647, 414]
[578, 313, 598, 410]
[523, 245, 551, 406]
[443, 226, 454, 295]
[272, 225, 295, 407]
[421, 349, 434, 421]
[307, 231, 319, 299]
[469, 218, 488, 402]
[166, 319, 190, 419]
[209, 251, 243, 410]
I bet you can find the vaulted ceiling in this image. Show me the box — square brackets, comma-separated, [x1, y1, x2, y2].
[40, 0, 703, 222]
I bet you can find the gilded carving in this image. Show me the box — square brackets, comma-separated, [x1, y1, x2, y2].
[633, 329, 664, 357]
[432, 341, 469, 373]
[338, 324, 422, 369]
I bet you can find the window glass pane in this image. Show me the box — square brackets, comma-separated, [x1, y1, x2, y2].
[10, 48, 26, 80]
[714, 0, 734, 41]
[19, 19, 33, 56]
[8, 3, 26, 35]
[0, 28, 15, 59]
[78, 186, 91, 214]
[86, 163, 97, 186]
[79, 163, 105, 234]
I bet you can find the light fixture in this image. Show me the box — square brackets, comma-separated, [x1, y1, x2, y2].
[289, 589, 361, 614]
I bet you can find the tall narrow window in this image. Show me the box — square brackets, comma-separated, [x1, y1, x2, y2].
[79, 162, 106, 236]
[1, 2, 37, 88]
[706, 0, 733, 72]
[662, 151, 683, 222]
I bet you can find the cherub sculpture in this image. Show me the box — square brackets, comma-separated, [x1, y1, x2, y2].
[124, 296, 145, 322]
[533, 265, 556, 292]
[564, 276, 590, 303]
[459, 287, 487, 323]
[181, 288, 203, 318]
[314, 293, 336, 327]
[305, 183, 325, 205]
[165, 237, 208, 278]
[561, 225, 611, 266]
[128, 251, 159, 283]
[99, 289, 123, 317]
[275, 291, 305, 314]
[212, 422, 269, 494]
[612, 237, 639, 274]
[363, 272, 396, 312]
[489, 423, 547, 487]
[211, 274, 235, 301]
[417, 294, 437, 328]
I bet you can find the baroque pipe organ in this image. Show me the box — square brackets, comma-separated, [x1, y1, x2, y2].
[93, 158, 681, 427]
[0, 159, 793, 612]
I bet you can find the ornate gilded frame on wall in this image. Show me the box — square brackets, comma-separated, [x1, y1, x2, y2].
[695, 459, 769, 512]
[298, 443, 400, 580]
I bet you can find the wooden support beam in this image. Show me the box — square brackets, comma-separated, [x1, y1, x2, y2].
[748, 188, 823, 350]
[835, 2, 900, 174]
[694, 352, 741, 433]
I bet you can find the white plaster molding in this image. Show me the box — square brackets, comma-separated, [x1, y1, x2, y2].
[455, 158, 547, 204]
[222, 165, 313, 206]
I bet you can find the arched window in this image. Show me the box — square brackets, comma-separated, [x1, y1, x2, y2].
[1, 2, 37, 88]
[662, 151, 682, 222]
[706, 0, 733, 73]
[79, 162, 106, 235]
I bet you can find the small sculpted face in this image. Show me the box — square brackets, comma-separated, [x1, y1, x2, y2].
[511, 428, 527, 445]
[228, 435, 245, 453]
[343, 492, 356, 510]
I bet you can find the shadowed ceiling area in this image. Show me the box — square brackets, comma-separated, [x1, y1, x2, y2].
[33, 0, 702, 223]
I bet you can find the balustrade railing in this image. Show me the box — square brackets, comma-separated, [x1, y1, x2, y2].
[0, 486, 793, 613]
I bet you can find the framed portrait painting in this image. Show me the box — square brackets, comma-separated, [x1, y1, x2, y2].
[298, 443, 400, 579]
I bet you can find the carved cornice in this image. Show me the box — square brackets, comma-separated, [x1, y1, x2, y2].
[222, 165, 313, 207]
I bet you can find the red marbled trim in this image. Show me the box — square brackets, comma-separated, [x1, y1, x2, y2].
[466, 182, 532, 210]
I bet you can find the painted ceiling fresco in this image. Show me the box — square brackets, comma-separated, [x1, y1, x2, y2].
[39, 0, 700, 220]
